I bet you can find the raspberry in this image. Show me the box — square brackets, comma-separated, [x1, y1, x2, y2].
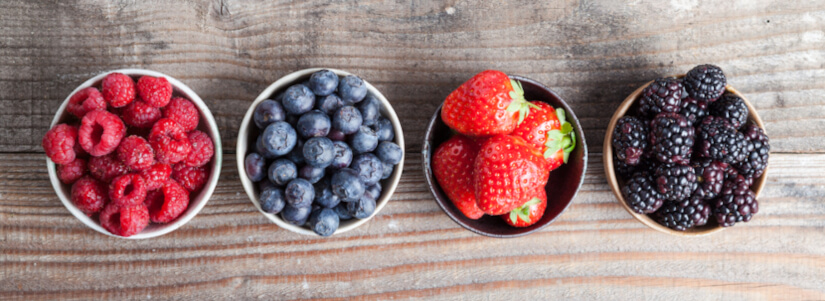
[116, 136, 155, 171]
[70, 176, 107, 216]
[140, 163, 172, 191]
[42, 124, 78, 165]
[691, 159, 727, 200]
[649, 113, 694, 165]
[735, 123, 770, 180]
[88, 154, 129, 183]
[121, 98, 161, 128]
[611, 116, 649, 165]
[183, 130, 214, 167]
[100, 202, 150, 237]
[621, 172, 665, 214]
[654, 164, 698, 201]
[149, 118, 192, 164]
[637, 77, 683, 118]
[136, 76, 172, 108]
[163, 97, 199, 132]
[67, 87, 106, 118]
[78, 110, 126, 157]
[108, 174, 147, 207]
[678, 97, 708, 126]
[172, 163, 208, 192]
[709, 94, 748, 129]
[101, 72, 136, 108]
[58, 158, 87, 184]
[696, 116, 750, 164]
[654, 196, 711, 231]
[145, 180, 189, 223]
[683, 64, 726, 102]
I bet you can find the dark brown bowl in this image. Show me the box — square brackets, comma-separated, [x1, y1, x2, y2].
[422, 75, 587, 238]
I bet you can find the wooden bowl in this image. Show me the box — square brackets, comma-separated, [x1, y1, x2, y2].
[423, 75, 587, 238]
[604, 76, 768, 236]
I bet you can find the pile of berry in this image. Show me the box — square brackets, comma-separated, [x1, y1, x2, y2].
[244, 70, 403, 237]
[43, 73, 215, 237]
[613, 64, 769, 230]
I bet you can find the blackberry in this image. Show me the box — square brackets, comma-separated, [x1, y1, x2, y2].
[709, 94, 748, 129]
[614, 155, 655, 179]
[713, 174, 758, 227]
[649, 113, 694, 165]
[638, 77, 683, 118]
[691, 159, 727, 200]
[654, 164, 698, 201]
[696, 116, 751, 164]
[678, 97, 708, 126]
[735, 123, 770, 179]
[683, 64, 726, 102]
[612, 116, 649, 165]
[654, 196, 711, 231]
[621, 172, 665, 214]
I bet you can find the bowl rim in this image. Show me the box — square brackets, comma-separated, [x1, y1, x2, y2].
[603, 75, 768, 237]
[236, 67, 405, 236]
[422, 74, 588, 238]
[47, 68, 223, 239]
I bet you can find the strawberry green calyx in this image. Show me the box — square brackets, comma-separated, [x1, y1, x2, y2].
[543, 108, 576, 163]
[505, 79, 537, 125]
[509, 197, 541, 223]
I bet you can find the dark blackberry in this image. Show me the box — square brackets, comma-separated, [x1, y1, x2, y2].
[683, 64, 726, 102]
[654, 164, 698, 201]
[735, 123, 770, 180]
[696, 116, 751, 164]
[713, 174, 758, 227]
[678, 97, 708, 126]
[691, 159, 727, 200]
[709, 94, 748, 129]
[614, 155, 655, 179]
[654, 196, 711, 231]
[649, 113, 694, 165]
[637, 78, 683, 118]
[612, 116, 649, 165]
[621, 172, 665, 214]
[725, 167, 754, 188]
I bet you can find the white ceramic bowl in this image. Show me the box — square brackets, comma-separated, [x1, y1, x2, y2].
[237, 68, 405, 236]
[47, 69, 223, 239]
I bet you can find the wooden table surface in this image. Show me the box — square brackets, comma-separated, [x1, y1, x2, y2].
[3, 1, 825, 300]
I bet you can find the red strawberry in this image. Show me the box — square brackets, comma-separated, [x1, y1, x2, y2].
[473, 135, 549, 215]
[432, 135, 484, 219]
[511, 101, 576, 171]
[502, 188, 547, 227]
[441, 70, 535, 137]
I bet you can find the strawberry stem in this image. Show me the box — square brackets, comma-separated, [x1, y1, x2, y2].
[510, 197, 541, 223]
[505, 79, 537, 125]
[543, 108, 576, 163]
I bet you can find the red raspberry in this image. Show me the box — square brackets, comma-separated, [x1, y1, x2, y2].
[117, 136, 155, 171]
[78, 110, 126, 157]
[71, 176, 107, 216]
[109, 174, 147, 207]
[163, 97, 199, 132]
[88, 154, 129, 183]
[101, 72, 136, 108]
[140, 163, 172, 191]
[67, 87, 106, 118]
[137, 76, 173, 108]
[42, 124, 78, 164]
[121, 98, 161, 128]
[145, 180, 189, 223]
[100, 202, 149, 237]
[149, 118, 191, 164]
[58, 158, 87, 184]
[172, 163, 208, 192]
[184, 130, 214, 167]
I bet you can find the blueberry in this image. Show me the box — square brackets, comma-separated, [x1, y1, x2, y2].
[302, 137, 335, 168]
[296, 110, 331, 138]
[327, 129, 346, 141]
[332, 106, 362, 135]
[299, 165, 325, 184]
[285, 178, 314, 208]
[333, 203, 353, 220]
[308, 208, 340, 237]
[373, 117, 394, 142]
[316, 94, 343, 116]
[352, 153, 384, 186]
[245, 153, 266, 182]
[338, 75, 368, 105]
[281, 204, 312, 226]
[375, 141, 403, 165]
[256, 135, 274, 159]
[309, 70, 339, 96]
[348, 126, 379, 154]
[331, 168, 365, 202]
[261, 121, 297, 157]
[259, 185, 286, 214]
[381, 161, 393, 180]
[253, 99, 286, 129]
[363, 183, 382, 202]
[282, 84, 315, 115]
[347, 195, 377, 219]
[314, 179, 340, 208]
[286, 139, 305, 164]
[357, 95, 381, 126]
[268, 159, 297, 186]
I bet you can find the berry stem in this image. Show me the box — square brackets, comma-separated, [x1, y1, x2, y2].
[543, 108, 576, 163]
[505, 79, 537, 125]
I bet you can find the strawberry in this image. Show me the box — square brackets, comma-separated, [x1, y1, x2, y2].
[502, 188, 547, 227]
[473, 135, 549, 215]
[441, 70, 535, 137]
[511, 101, 576, 171]
[432, 135, 484, 219]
